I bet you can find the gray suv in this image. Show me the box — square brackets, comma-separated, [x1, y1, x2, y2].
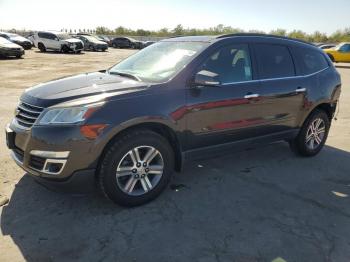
[6, 34, 341, 206]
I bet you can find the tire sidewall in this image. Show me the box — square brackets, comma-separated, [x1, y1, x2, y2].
[38, 43, 46, 52]
[297, 110, 330, 156]
[99, 131, 174, 206]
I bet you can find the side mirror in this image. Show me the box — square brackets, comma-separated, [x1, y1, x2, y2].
[192, 70, 221, 87]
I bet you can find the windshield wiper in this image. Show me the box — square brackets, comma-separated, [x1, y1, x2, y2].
[108, 71, 141, 81]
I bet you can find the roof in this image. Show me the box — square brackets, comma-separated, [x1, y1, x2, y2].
[162, 36, 216, 42]
[163, 33, 315, 47]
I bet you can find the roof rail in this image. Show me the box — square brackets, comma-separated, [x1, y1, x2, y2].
[216, 33, 315, 46]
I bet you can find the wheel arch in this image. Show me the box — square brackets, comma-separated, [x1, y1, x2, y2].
[96, 121, 184, 174]
[300, 102, 337, 127]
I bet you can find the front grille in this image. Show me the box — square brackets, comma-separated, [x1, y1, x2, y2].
[15, 102, 44, 128]
[29, 155, 46, 170]
[75, 42, 83, 49]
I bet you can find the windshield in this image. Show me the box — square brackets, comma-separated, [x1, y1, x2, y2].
[109, 41, 208, 83]
[57, 34, 71, 40]
[334, 43, 347, 50]
[84, 35, 100, 42]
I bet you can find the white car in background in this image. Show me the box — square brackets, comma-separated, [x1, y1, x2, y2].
[33, 31, 84, 53]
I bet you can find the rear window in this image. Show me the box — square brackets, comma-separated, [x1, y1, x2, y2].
[293, 47, 329, 75]
[254, 44, 295, 79]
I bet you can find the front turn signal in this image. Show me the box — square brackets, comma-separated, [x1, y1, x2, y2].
[80, 124, 107, 139]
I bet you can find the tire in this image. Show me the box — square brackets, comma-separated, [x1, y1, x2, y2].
[61, 45, 69, 53]
[98, 129, 174, 207]
[38, 43, 46, 52]
[112, 43, 117, 48]
[289, 109, 330, 157]
[89, 45, 95, 51]
[16, 54, 22, 58]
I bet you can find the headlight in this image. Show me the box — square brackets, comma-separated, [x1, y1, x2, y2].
[38, 103, 102, 125]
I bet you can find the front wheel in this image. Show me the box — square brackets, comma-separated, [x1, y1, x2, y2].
[98, 129, 174, 206]
[38, 43, 46, 52]
[61, 45, 69, 53]
[289, 109, 330, 157]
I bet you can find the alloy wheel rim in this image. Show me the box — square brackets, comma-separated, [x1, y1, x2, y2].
[305, 118, 326, 150]
[116, 146, 164, 196]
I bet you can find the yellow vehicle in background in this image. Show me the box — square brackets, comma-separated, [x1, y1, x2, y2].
[324, 42, 350, 63]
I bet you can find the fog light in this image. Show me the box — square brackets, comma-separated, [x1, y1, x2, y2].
[46, 162, 63, 173]
[43, 159, 67, 175]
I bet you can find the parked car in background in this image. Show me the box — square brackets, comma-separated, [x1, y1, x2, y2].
[111, 37, 144, 49]
[34, 31, 84, 53]
[324, 42, 350, 62]
[6, 34, 341, 207]
[144, 41, 156, 48]
[0, 36, 24, 58]
[74, 35, 108, 51]
[97, 35, 112, 46]
[26, 33, 35, 47]
[0, 32, 32, 49]
[319, 44, 336, 50]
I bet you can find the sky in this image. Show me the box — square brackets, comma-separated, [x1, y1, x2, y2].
[0, 0, 349, 35]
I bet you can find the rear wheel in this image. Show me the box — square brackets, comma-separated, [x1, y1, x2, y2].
[289, 109, 330, 157]
[98, 129, 174, 206]
[38, 43, 46, 52]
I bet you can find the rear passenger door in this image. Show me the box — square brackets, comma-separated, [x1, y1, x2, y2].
[252, 43, 306, 131]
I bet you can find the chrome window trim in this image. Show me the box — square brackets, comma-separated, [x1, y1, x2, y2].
[220, 66, 329, 86]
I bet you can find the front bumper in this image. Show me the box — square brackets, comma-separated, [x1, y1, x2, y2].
[0, 48, 24, 57]
[6, 121, 99, 192]
[15, 41, 32, 50]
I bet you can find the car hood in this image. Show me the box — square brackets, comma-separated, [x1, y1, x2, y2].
[10, 35, 30, 43]
[324, 48, 337, 53]
[21, 72, 150, 107]
[0, 41, 23, 49]
[92, 39, 107, 45]
[64, 38, 83, 44]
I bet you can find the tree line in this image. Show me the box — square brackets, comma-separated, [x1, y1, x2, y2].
[4, 24, 350, 43]
[93, 24, 350, 43]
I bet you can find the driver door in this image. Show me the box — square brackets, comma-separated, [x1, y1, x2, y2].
[186, 43, 264, 149]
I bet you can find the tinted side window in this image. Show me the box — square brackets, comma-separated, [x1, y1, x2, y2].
[47, 33, 57, 40]
[198, 44, 252, 84]
[340, 44, 350, 52]
[254, 44, 295, 79]
[294, 47, 329, 75]
[38, 32, 47, 39]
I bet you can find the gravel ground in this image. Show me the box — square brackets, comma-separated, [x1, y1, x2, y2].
[0, 49, 350, 262]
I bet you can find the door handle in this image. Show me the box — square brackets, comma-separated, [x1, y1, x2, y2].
[295, 87, 307, 93]
[244, 93, 260, 99]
